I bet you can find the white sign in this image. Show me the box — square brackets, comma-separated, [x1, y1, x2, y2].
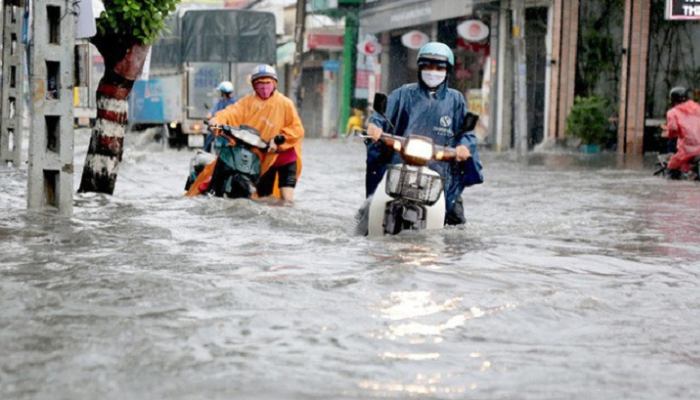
[666, 0, 700, 20]
[457, 19, 490, 42]
[400, 30, 429, 50]
[357, 35, 382, 56]
[75, 0, 97, 39]
[140, 47, 152, 80]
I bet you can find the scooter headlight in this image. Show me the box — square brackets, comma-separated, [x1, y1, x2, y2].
[385, 164, 443, 205]
[403, 136, 433, 163]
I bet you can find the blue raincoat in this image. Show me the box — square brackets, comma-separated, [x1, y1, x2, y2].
[366, 82, 484, 215]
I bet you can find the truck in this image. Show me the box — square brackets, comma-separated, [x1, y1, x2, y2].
[128, 8, 277, 147]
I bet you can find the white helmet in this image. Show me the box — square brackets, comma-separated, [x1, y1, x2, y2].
[250, 64, 278, 82]
[217, 81, 234, 94]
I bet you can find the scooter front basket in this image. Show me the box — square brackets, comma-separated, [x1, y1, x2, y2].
[385, 164, 443, 205]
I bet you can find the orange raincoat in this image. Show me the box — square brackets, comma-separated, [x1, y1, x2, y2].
[187, 91, 304, 198]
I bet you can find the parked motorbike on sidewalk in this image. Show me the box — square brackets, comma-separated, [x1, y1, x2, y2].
[184, 124, 284, 198]
[361, 93, 478, 236]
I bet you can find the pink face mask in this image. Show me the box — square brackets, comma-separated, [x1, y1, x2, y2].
[254, 82, 276, 100]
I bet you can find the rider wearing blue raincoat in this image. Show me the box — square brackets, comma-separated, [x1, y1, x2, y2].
[365, 42, 484, 225]
[204, 81, 238, 151]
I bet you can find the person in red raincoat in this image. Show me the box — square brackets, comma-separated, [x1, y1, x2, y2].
[662, 87, 700, 177]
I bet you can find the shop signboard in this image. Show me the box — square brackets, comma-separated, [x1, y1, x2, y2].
[308, 32, 344, 50]
[400, 30, 429, 49]
[355, 54, 381, 99]
[75, 0, 93, 38]
[666, 0, 700, 20]
[357, 35, 382, 56]
[457, 19, 490, 42]
[308, 0, 338, 12]
[323, 60, 341, 73]
[308, 0, 364, 11]
[360, 0, 474, 34]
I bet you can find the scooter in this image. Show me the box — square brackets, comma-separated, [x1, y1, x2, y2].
[364, 93, 478, 236]
[653, 153, 700, 181]
[184, 123, 284, 198]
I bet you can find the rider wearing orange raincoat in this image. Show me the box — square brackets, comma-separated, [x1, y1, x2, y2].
[210, 65, 304, 201]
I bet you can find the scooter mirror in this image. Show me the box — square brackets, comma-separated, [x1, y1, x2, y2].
[373, 93, 388, 115]
[462, 112, 479, 132]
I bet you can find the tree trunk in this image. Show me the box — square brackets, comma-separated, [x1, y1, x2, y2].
[77, 41, 150, 194]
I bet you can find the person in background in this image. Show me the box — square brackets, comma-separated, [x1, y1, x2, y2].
[204, 81, 237, 151]
[211, 65, 304, 202]
[345, 108, 365, 137]
[661, 86, 700, 179]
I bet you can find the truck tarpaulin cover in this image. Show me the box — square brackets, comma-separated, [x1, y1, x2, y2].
[150, 14, 182, 72]
[181, 10, 276, 64]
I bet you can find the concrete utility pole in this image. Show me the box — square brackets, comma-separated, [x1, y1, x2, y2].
[291, 0, 307, 107]
[618, 0, 650, 155]
[512, 1, 528, 156]
[495, 0, 513, 152]
[0, 0, 25, 166]
[547, 0, 579, 142]
[27, 0, 75, 215]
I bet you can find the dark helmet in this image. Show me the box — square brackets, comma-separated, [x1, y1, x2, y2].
[670, 86, 690, 106]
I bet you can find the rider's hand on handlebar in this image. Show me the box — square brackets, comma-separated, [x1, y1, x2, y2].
[367, 123, 383, 142]
[268, 140, 278, 153]
[455, 145, 471, 161]
[208, 119, 221, 134]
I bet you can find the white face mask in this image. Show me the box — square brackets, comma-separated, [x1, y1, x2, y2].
[421, 70, 447, 88]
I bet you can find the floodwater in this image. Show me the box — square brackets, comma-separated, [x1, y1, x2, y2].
[1, 130, 699, 399]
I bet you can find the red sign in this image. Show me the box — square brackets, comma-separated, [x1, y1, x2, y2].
[307, 33, 344, 50]
[358, 37, 382, 56]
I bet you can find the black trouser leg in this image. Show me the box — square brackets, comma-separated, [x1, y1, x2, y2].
[445, 197, 466, 226]
[210, 159, 231, 197]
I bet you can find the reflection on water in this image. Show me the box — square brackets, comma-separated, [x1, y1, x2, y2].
[1, 133, 699, 399]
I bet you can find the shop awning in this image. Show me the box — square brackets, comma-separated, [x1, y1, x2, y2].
[360, 0, 497, 34]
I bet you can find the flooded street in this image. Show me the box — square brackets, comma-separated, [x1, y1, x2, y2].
[1, 130, 699, 399]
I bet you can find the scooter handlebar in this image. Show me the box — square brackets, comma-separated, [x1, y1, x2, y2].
[378, 133, 459, 162]
[434, 147, 458, 161]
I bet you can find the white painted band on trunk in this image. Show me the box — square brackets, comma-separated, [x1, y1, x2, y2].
[85, 153, 121, 175]
[97, 97, 128, 114]
[94, 118, 126, 138]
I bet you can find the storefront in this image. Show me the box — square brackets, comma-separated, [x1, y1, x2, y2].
[359, 0, 499, 142]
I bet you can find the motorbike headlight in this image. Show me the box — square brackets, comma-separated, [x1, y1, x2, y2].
[403, 137, 433, 163]
[385, 164, 443, 205]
